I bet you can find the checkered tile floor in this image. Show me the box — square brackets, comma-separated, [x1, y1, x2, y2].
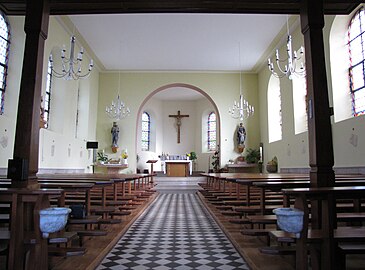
[97, 192, 250, 270]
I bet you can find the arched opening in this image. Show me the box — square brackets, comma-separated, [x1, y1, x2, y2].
[135, 83, 220, 174]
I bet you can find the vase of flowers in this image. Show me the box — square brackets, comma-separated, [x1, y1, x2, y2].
[121, 150, 128, 165]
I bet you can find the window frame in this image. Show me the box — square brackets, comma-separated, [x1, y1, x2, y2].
[207, 111, 217, 151]
[141, 111, 150, 151]
[0, 11, 10, 115]
[348, 6, 365, 116]
[42, 59, 53, 128]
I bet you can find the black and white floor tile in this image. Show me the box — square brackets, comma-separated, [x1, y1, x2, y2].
[97, 179, 249, 270]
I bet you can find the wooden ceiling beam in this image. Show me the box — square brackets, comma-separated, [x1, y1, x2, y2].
[0, 0, 362, 16]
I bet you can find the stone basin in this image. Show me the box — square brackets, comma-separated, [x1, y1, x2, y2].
[273, 207, 304, 238]
[39, 207, 71, 238]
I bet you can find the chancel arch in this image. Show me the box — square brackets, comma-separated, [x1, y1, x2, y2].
[135, 83, 220, 173]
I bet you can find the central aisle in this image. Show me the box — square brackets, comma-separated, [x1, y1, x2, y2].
[97, 177, 250, 270]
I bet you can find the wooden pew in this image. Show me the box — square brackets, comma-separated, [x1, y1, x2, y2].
[281, 186, 365, 270]
[0, 187, 63, 270]
[242, 179, 365, 242]
[38, 173, 156, 220]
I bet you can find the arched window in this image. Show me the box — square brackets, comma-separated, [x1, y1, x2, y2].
[292, 75, 308, 134]
[42, 59, 52, 128]
[141, 112, 150, 151]
[207, 112, 216, 151]
[268, 75, 282, 143]
[348, 6, 365, 116]
[0, 11, 10, 115]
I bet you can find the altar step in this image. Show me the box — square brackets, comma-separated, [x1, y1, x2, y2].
[154, 171, 205, 177]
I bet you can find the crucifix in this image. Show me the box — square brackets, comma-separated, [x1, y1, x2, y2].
[169, 110, 189, 143]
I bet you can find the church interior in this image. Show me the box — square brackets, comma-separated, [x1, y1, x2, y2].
[0, 0, 365, 269]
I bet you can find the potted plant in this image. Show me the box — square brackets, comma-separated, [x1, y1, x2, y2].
[245, 148, 261, 164]
[266, 156, 278, 173]
[97, 152, 109, 164]
[189, 151, 197, 161]
[211, 147, 220, 172]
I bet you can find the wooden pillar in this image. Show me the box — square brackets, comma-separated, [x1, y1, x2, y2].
[300, 0, 335, 188]
[300, 0, 335, 222]
[6, 1, 51, 269]
[300, 0, 335, 269]
[11, 0, 49, 188]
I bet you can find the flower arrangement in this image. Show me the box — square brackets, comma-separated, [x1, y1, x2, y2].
[187, 151, 197, 161]
[121, 152, 128, 159]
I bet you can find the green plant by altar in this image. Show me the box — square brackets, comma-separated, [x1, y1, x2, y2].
[245, 148, 261, 164]
[97, 152, 109, 162]
[188, 151, 197, 161]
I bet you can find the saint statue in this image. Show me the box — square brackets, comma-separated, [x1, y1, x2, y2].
[111, 122, 119, 147]
[237, 123, 246, 146]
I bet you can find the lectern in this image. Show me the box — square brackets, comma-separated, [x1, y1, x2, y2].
[146, 160, 158, 183]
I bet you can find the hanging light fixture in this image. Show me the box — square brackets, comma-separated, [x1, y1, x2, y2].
[49, 36, 94, 80]
[228, 43, 254, 121]
[267, 16, 306, 80]
[105, 71, 130, 121]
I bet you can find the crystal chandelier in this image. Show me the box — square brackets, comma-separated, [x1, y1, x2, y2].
[267, 17, 306, 80]
[228, 44, 254, 121]
[49, 36, 94, 80]
[105, 72, 130, 121]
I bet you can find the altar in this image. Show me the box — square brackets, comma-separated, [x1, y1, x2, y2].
[163, 160, 192, 177]
[93, 163, 128, 174]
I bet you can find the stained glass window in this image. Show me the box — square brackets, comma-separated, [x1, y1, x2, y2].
[0, 11, 10, 115]
[42, 59, 52, 128]
[208, 112, 216, 151]
[348, 7, 365, 116]
[141, 112, 150, 151]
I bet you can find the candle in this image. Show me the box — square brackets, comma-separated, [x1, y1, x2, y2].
[259, 146, 263, 162]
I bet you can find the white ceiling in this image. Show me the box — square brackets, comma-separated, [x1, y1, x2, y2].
[69, 13, 287, 72]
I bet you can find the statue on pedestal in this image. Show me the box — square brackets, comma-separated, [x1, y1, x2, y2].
[237, 123, 246, 152]
[111, 122, 119, 153]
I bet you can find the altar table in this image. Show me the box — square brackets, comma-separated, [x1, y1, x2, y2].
[94, 163, 128, 174]
[163, 160, 192, 177]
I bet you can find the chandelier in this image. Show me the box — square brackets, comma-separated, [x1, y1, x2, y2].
[105, 72, 130, 121]
[228, 44, 254, 121]
[267, 17, 306, 80]
[229, 94, 254, 121]
[49, 36, 94, 80]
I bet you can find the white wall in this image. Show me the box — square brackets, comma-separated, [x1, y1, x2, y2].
[162, 101, 196, 154]
[98, 72, 260, 172]
[0, 16, 100, 173]
[14, 13, 365, 174]
[136, 96, 216, 173]
[257, 13, 365, 173]
[136, 97, 163, 172]
[37, 17, 100, 172]
[0, 16, 25, 172]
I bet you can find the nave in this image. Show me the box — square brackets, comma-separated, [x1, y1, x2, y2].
[97, 177, 249, 270]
